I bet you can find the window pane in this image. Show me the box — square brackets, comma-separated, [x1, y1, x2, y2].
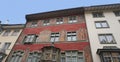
[101, 22, 108, 27]
[99, 35, 107, 43]
[72, 36, 77, 41]
[67, 37, 71, 41]
[95, 23, 101, 28]
[106, 35, 114, 43]
[72, 56, 77, 62]
[50, 37, 54, 42]
[3, 43, 11, 49]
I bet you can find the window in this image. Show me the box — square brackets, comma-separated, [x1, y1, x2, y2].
[95, 21, 109, 28]
[31, 22, 37, 27]
[2, 30, 11, 36]
[102, 52, 120, 62]
[61, 51, 84, 62]
[92, 12, 104, 18]
[68, 16, 77, 23]
[114, 10, 120, 16]
[23, 35, 37, 44]
[50, 33, 60, 42]
[98, 34, 116, 44]
[2, 43, 11, 50]
[43, 20, 50, 26]
[56, 17, 63, 24]
[67, 32, 77, 41]
[27, 52, 41, 62]
[10, 51, 24, 62]
[11, 29, 20, 36]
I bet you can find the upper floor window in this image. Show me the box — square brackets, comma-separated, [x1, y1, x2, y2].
[9, 51, 24, 62]
[11, 29, 20, 36]
[2, 30, 11, 36]
[23, 35, 37, 44]
[98, 34, 116, 44]
[56, 17, 63, 24]
[43, 20, 50, 26]
[61, 51, 84, 62]
[67, 32, 77, 41]
[95, 21, 109, 28]
[31, 22, 37, 27]
[2, 42, 11, 50]
[114, 10, 120, 16]
[50, 33, 60, 42]
[68, 16, 77, 23]
[27, 52, 41, 62]
[92, 12, 104, 18]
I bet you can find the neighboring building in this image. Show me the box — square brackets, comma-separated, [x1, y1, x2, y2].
[0, 24, 24, 62]
[85, 4, 120, 62]
[6, 8, 92, 62]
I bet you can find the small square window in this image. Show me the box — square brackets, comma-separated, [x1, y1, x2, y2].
[68, 16, 77, 23]
[31, 22, 37, 27]
[92, 12, 104, 18]
[113, 10, 120, 16]
[56, 17, 63, 24]
[43, 20, 50, 26]
[98, 34, 116, 44]
[95, 21, 109, 28]
[23, 35, 37, 44]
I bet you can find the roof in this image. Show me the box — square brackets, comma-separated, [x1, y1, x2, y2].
[26, 3, 120, 21]
[26, 7, 84, 21]
[1, 24, 25, 29]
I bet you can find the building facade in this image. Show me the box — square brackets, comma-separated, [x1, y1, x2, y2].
[6, 8, 92, 62]
[0, 24, 24, 62]
[85, 4, 120, 62]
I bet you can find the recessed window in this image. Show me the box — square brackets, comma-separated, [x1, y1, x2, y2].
[68, 16, 77, 23]
[92, 12, 104, 18]
[27, 52, 41, 62]
[31, 22, 37, 27]
[50, 33, 60, 42]
[11, 29, 20, 36]
[2, 30, 11, 36]
[43, 20, 50, 26]
[56, 17, 63, 24]
[95, 21, 109, 28]
[67, 32, 77, 41]
[2, 42, 11, 50]
[102, 52, 120, 62]
[23, 35, 37, 44]
[61, 51, 84, 62]
[9, 51, 24, 62]
[98, 34, 116, 44]
[113, 10, 120, 16]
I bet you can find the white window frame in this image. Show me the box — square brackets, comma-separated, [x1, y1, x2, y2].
[2, 30, 11, 36]
[43, 20, 50, 26]
[98, 34, 116, 44]
[68, 16, 77, 23]
[31, 22, 38, 27]
[50, 33, 60, 42]
[67, 32, 77, 41]
[114, 10, 120, 16]
[95, 21, 109, 28]
[56, 17, 63, 24]
[24, 35, 37, 43]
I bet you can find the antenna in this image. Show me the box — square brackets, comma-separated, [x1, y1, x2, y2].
[5, 20, 9, 24]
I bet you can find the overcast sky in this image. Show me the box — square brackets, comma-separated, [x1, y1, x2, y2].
[0, 0, 120, 24]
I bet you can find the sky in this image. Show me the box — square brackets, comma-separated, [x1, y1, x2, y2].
[0, 0, 120, 24]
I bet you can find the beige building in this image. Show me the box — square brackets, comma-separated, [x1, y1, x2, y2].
[0, 23, 24, 62]
[85, 4, 120, 62]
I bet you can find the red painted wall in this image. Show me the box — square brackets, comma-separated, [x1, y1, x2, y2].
[23, 23, 86, 35]
[14, 42, 89, 51]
